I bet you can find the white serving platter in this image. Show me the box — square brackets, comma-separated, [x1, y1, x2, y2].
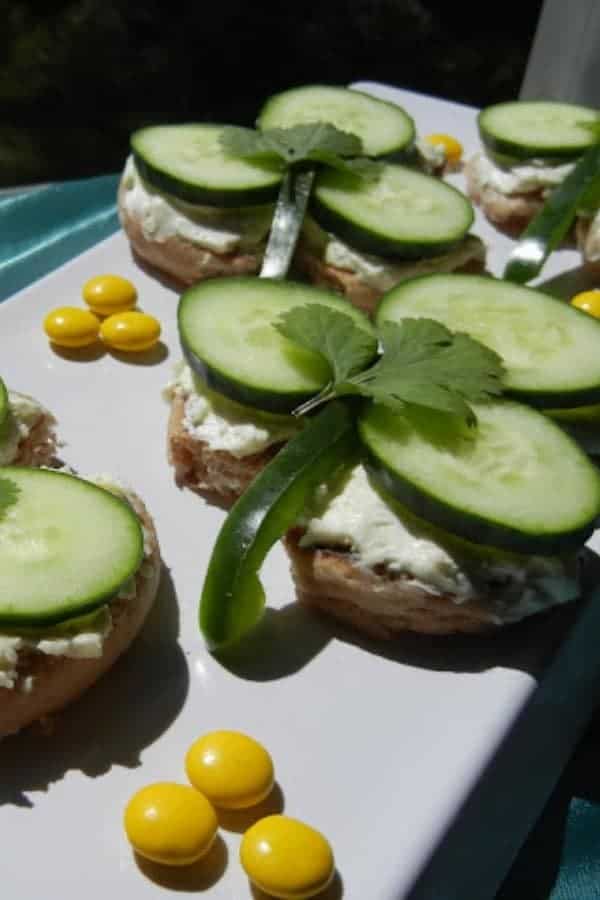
[1, 83, 600, 900]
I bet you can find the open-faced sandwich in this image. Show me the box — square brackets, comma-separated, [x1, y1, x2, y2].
[165, 277, 375, 504]
[197, 272, 600, 648]
[0, 376, 57, 467]
[118, 85, 417, 288]
[0, 467, 160, 737]
[465, 100, 599, 238]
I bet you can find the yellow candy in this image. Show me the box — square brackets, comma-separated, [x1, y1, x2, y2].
[124, 782, 218, 867]
[185, 730, 274, 809]
[570, 290, 600, 318]
[424, 133, 463, 166]
[100, 311, 161, 352]
[240, 814, 334, 900]
[43, 306, 100, 348]
[82, 274, 137, 316]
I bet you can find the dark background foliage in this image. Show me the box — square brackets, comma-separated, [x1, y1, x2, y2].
[1, 0, 544, 184]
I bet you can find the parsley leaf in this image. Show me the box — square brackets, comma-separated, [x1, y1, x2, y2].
[219, 123, 380, 180]
[0, 476, 19, 519]
[276, 306, 505, 426]
[275, 304, 377, 383]
[344, 320, 505, 426]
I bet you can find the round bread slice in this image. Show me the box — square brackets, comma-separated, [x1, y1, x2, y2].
[3, 392, 58, 468]
[464, 155, 545, 233]
[0, 488, 161, 737]
[283, 528, 501, 638]
[167, 392, 284, 506]
[117, 177, 264, 286]
[294, 236, 487, 317]
[575, 217, 600, 275]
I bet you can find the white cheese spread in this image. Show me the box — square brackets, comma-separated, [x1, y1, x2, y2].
[579, 208, 600, 262]
[299, 464, 578, 623]
[414, 138, 447, 174]
[467, 152, 574, 197]
[302, 217, 484, 292]
[0, 392, 45, 465]
[121, 156, 273, 253]
[165, 362, 302, 458]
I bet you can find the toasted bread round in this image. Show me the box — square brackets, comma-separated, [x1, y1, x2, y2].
[294, 236, 487, 317]
[117, 177, 264, 286]
[284, 528, 512, 638]
[464, 155, 545, 233]
[167, 392, 284, 506]
[0, 489, 161, 737]
[575, 217, 600, 275]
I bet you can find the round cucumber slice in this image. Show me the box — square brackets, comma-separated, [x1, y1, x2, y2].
[311, 164, 474, 259]
[359, 400, 600, 555]
[377, 273, 600, 409]
[178, 276, 376, 414]
[0, 467, 144, 626]
[257, 85, 415, 158]
[478, 101, 599, 161]
[131, 124, 283, 207]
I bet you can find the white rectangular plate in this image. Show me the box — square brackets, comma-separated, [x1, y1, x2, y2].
[1, 83, 599, 900]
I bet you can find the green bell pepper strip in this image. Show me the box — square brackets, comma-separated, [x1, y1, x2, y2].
[503, 143, 600, 284]
[200, 399, 358, 650]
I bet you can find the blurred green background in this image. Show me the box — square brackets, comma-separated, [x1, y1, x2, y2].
[1, 0, 544, 185]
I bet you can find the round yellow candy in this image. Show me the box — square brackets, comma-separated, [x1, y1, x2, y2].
[100, 311, 161, 352]
[43, 306, 100, 348]
[124, 782, 218, 866]
[82, 274, 137, 316]
[570, 290, 600, 318]
[185, 730, 274, 809]
[424, 133, 463, 166]
[240, 814, 334, 899]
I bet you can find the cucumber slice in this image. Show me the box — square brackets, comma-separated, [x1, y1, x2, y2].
[358, 400, 600, 555]
[131, 124, 283, 207]
[311, 164, 474, 259]
[377, 273, 600, 409]
[0, 467, 144, 626]
[0, 377, 9, 443]
[178, 276, 376, 414]
[478, 101, 599, 161]
[257, 85, 415, 159]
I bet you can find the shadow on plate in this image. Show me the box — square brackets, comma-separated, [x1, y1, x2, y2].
[217, 549, 600, 682]
[250, 870, 343, 900]
[536, 264, 598, 300]
[107, 341, 169, 366]
[0, 564, 189, 808]
[134, 834, 228, 891]
[217, 782, 285, 834]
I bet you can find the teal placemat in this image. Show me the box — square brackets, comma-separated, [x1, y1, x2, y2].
[2, 173, 600, 899]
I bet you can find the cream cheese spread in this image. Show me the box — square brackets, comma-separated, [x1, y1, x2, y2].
[0, 474, 154, 692]
[121, 156, 273, 253]
[165, 362, 302, 458]
[302, 217, 484, 292]
[0, 392, 45, 465]
[299, 464, 578, 623]
[579, 209, 600, 262]
[468, 152, 574, 197]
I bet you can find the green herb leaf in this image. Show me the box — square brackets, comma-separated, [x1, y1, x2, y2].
[346, 319, 505, 426]
[220, 123, 379, 179]
[274, 304, 378, 383]
[0, 476, 19, 519]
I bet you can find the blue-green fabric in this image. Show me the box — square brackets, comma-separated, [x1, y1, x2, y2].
[2, 173, 600, 899]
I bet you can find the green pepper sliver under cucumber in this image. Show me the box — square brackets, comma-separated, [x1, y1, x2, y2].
[200, 400, 357, 650]
[504, 143, 600, 284]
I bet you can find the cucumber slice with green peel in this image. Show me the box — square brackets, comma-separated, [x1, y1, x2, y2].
[478, 101, 599, 161]
[257, 85, 415, 159]
[376, 273, 600, 409]
[358, 400, 600, 556]
[131, 124, 283, 207]
[0, 467, 144, 626]
[178, 276, 377, 414]
[200, 399, 357, 649]
[311, 164, 474, 259]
